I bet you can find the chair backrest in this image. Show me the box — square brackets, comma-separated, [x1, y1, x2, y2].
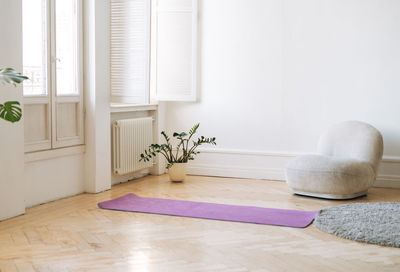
[317, 121, 383, 174]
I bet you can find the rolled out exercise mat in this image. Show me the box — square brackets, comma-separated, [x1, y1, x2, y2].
[98, 194, 319, 228]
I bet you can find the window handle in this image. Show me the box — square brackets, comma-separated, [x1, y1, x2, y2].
[51, 56, 61, 63]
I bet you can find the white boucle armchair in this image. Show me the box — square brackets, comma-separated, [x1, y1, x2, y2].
[286, 121, 383, 199]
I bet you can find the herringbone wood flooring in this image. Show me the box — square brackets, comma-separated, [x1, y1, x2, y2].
[0, 175, 400, 272]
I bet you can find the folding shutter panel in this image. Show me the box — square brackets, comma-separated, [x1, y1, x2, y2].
[153, 0, 198, 101]
[110, 0, 151, 104]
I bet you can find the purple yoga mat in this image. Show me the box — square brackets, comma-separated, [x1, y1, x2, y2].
[98, 194, 319, 228]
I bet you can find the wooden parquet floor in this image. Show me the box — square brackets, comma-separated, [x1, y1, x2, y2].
[0, 175, 400, 272]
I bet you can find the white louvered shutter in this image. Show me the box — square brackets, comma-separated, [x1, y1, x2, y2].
[110, 0, 151, 104]
[152, 0, 198, 101]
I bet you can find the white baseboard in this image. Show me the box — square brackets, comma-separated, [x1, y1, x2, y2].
[188, 164, 285, 181]
[187, 148, 400, 189]
[374, 175, 400, 188]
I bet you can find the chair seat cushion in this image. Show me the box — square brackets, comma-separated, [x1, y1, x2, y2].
[286, 154, 375, 195]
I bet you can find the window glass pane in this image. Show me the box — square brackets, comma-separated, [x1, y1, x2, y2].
[23, 0, 47, 96]
[55, 0, 78, 95]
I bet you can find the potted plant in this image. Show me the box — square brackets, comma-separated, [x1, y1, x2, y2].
[140, 123, 216, 182]
[0, 68, 28, 123]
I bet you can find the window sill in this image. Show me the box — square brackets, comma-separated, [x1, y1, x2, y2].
[25, 145, 86, 163]
[110, 103, 158, 113]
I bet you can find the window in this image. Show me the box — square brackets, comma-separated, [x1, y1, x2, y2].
[110, 0, 198, 104]
[23, 0, 84, 152]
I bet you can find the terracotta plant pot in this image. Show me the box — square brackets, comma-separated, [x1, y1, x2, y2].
[168, 163, 187, 182]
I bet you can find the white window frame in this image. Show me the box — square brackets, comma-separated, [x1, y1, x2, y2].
[24, 0, 84, 153]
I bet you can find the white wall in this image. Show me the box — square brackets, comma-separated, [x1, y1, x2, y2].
[83, 0, 112, 193]
[0, 0, 112, 220]
[21, 0, 110, 211]
[3, 0, 400, 222]
[0, 0, 87, 220]
[24, 154, 85, 207]
[165, 0, 400, 186]
[0, 0, 26, 220]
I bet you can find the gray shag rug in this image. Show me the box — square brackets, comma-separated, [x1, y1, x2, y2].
[314, 202, 400, 248]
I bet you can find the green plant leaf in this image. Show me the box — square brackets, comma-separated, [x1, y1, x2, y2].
[189, 123, 200, 135]
[142, 123, 216, 169]
[173, 132, 187, 138]
[0, 101, 22, 123]
[0, 68, 28, 86]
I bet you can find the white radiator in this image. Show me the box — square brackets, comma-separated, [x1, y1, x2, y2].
[112, 117, 153, 175]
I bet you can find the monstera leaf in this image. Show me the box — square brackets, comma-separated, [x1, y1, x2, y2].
[0, 67, 27, 123]
[0, 68, 28, 85]
[0, 101, 22, 123]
